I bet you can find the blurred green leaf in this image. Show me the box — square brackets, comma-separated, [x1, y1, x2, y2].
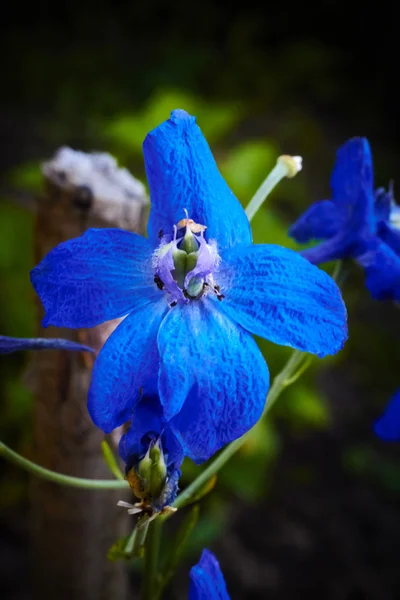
[277, 384, 330, 430]
[104, 88, 242, 155]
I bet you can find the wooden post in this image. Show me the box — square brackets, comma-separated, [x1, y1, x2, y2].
[29, 148, 148, 600]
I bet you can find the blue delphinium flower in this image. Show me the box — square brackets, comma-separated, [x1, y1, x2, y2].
[119, 394, 183, 511]
[0, 335, 93, 354]
[289, 137, 400, 301]
[189, 549, 230, 600]
[31, 109, 347, 463]
[373, 390, 400, 441]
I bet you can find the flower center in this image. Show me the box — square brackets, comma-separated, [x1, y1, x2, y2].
[152, 212, 222, 306]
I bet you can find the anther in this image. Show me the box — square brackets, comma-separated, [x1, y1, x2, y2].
[154, 274, 164, 290]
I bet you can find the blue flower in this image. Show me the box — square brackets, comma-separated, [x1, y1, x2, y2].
[189, 549, 230, 600]
[119, 394, 183, 510]
[374, 390, 400, 441]
[31, 109, 347, 463]
[0, 335, 93, 354]
[289, 137, 400, 301]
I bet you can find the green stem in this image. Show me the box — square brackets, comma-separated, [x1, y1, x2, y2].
[0, 441, 128, 490]
[142, 517, 163, 600]
[245, 160, 290, 222]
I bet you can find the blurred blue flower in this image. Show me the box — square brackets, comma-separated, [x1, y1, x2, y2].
[0, 335, 93, 354]
[374, 390, 400, 441]
[189, 549, 230, 600]
[119, 394, 183, 510]
[289, 137, 400, 300]
[31, 109, 347, 463]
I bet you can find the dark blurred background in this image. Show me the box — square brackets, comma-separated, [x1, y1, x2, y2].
[1, 2, 400, 599]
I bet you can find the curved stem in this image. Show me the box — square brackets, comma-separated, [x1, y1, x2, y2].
[0, 441, 128, 490]
[245, 160, 289, 222]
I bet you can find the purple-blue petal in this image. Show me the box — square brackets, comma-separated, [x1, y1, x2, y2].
[330, 137, 375, 236]
[144, 109, 251, 251]
[217, 244, 347, 358]
[118, 395, 184, 470]
[189, 549, 230, 600]
[88, 293, 167, 433]
[357, 239, 400, 302]
[377, 221, 400, 256]
[374, 186, 393, 224]
[0, 335, 93, 354]
[31, 228, 154, 328]
[289, 200, 342, 243]
[158, 298, 269, 462]
[374, 390, 400, 441]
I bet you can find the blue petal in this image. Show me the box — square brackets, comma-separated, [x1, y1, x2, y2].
[217, 244, 348, 358]
[118, 395, 184, 470]
[144, 109, 251, 251]
[289, 200, 342, 243]
[300, 235, 354, 264]
[374, 186, 393, 224]
[0, 335, 93, 354]
[377, 221, 400, 256]
[330, 137, 375, 236]
[189, 549, 230, 600]
[88, 294, 167, 433]
[31, 228, 154, 328]
[158, 298, 269, 462]
[357, 239, 400, 301]
[374, 390, 400, 441]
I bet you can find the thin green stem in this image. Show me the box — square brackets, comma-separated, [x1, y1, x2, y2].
[142, 517, 163, 600]
[0, 441, 128, 490]
[245, 161, 289, 222]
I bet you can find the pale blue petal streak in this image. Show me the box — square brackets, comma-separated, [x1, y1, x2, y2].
[158, 298, 269, 462]
[0, 335, 93, 354]
[374, 390, 400, 441]
[289, 200, 341, 243]
[217, 244, 348, 357]
[30, 228, 154, 328]
[144, 109, 251, 251]
[88, 295, 167, 433]
[189, 549, 230, 600]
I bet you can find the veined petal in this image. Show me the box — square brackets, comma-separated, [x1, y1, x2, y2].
[330, 137, 375, 235]
[0, 335, 93, 354]
[289, 200, 342, 243]
[217, 244, 347, 357]
[357, 239, 400, 301]
[189, 549, 230, 600]
[144, 109, 251, 251]
[374, 390, 400, 441]
[158, 298, 269, 462]
[31, 228, 154, 328]
[88, 294, 167, 433]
